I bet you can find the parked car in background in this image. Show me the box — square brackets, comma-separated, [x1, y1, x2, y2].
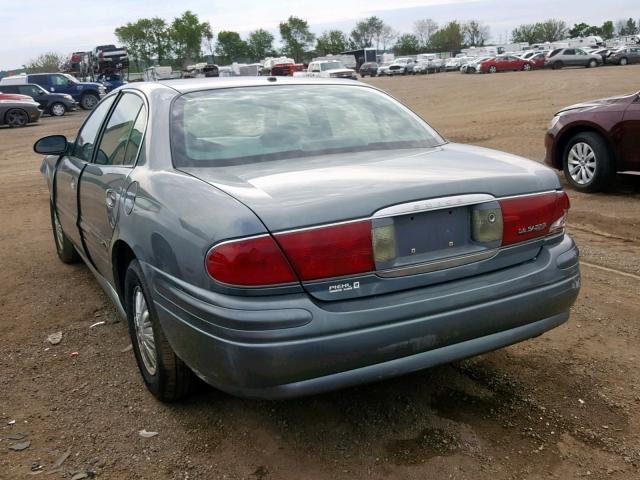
[607, 46, 640, 65]
[0, 73, 106, 109]
[444, 57, 464, 71]
[461, 57, 493, 74]
[588, 48, 611, 64]
[544, 48, 602, 69]
[480, 55, 535, 73]
[0, 93, 42, 127]
[0, 83, 78, 116]
[35, 77, 579, 401]
[413, 60, 440, 74]
[525, 53, 547, 69]
[359, 62, 379, 77]
[97, 74, 127, 92]
[377, 62, 392, 76]
[545, 91, 640, 192]
[294, 60, 357, 79]
[386, 58, 416, 75]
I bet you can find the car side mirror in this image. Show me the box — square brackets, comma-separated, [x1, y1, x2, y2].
[34, 135, 68, 155]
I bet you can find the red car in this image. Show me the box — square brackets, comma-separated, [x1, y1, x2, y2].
[480, 55, 534, 73]
[526, 53, 547, 69]
[545, 92, 640, 192]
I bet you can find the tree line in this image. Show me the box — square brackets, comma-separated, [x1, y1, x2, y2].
[19, 12, 640, 73]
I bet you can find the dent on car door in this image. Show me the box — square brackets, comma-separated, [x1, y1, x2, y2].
[54, 95, 116, 251]
[78, 92, 147, 278]
[620, 97, 640, 170]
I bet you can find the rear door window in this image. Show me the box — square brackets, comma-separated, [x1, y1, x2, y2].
[73, 95, 116, 161]
[94, 93, 144, 166]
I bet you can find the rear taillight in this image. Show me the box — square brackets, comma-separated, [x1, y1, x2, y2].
[499, 191, 569, 246]
[275, 220, 374, 281]
[206, 235, 297, 286]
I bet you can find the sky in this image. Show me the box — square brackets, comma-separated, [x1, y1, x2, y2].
[1, 0, 638, 70]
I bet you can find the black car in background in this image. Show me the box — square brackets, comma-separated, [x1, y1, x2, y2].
[359, 62, 379, 77]
[0, 83, 78, 116]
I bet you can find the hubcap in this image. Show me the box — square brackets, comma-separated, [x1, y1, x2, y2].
[568, 142, 597, 185]
[83, 95, 97, 109]
[7, 110, 26, 126]
[52, 104, 65, 116]
[53, 212, 64, 250]
[133, 286, 157, 375]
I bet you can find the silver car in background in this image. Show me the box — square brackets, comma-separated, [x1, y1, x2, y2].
[545, 47, 603, 69]
[36, 77, 580, 401]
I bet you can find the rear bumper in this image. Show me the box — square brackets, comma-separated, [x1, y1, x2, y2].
[147, 234, 580, 399]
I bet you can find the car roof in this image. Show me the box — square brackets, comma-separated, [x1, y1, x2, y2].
[141, 76, 373, 94]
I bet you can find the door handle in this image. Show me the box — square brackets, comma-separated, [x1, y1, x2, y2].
[105, 189, 117, 209]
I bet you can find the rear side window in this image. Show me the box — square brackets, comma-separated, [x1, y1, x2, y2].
[549, 49, 561, 57]
[565, 49, 575, 55]
[0, 85, 17, 93]
[171, 85, 444, 167]
[19, 85, 40, 96]
[73, 95, 116, 161]
[94, 93, 145, 166]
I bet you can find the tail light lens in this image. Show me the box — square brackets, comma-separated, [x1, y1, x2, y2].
[275, 221, 374, 281]
[499, 191, 569, 246]
[206, 235, 297, 286]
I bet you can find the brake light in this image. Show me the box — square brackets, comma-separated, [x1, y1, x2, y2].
[499, 191, 569, 246]
[276, 220, 374, 281]
[206, 235, 297, 286]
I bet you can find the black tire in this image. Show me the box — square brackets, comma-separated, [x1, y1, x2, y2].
[552, 61, 563, 70]
[80, 93, 99, 110]
[50, 102, 66, 117]
[562, 132, 615, 193]
[50, 203, 80, 263]
[125, 260, 193, 401]
[4, 108, 28, 127]
[587, 59, 598, 68]
[619, 57, 628, 66]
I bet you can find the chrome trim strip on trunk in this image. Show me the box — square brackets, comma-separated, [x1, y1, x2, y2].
[376, 248, 499, 278]
[373, 193, 496, 219]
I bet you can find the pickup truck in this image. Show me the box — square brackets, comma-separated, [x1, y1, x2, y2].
[293, 60, 357, 80]
[0, 73, 106, 110]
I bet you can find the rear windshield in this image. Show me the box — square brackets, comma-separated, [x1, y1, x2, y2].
[171, 85, 444, 167]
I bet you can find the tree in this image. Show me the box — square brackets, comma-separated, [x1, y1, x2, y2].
[393, 34, 420, 56]
[24, 52, 64, 73]
[414, 19, 438, 48]
[247, 29, 275, 61]
[463, 20, 490, 46]
[379, 26, 397, 51]
[600, 21, 615, 39]
[116, 20, 158, 67]
[538, 19, 567, 42]
[216, 31, 249, 64]
[350, 16, 386, 49]
[279, 16, 315, 63]
[430, 21, 465, 53]
[511, 24, 543, 44]
[315, 30, 348, 55]
[170, 11, 213, 66]
[621, 18, 638, 35]
[568, 22, 592, 38]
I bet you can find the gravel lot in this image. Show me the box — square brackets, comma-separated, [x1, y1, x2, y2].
[1, 66, 639, 479]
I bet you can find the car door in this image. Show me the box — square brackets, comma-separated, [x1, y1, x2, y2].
[49, 74, 71, 95]
[54, 95, 117, 251]
[18, 85, 47, 109]
[631, 47, 640, 64]
[619, 95, 640, 170]
[78, 91, 147, 277]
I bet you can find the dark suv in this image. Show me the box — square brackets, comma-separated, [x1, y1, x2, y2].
[0, 83, 78, 116]
[359, 62, 379, 77]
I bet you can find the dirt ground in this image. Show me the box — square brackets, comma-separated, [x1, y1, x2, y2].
[1, 66, 639, 480]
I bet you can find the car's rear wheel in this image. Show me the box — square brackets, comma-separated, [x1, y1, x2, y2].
[588, 59, 598, 68]
[523, 63, 532, 71]
[552, 61, 563, 70]
[563, 132, 614, 193]
[5, 109, 28, 127]
[50, 102, 66, 117]
[619, 57, 628, 66]
[50, 203, 80, 263]
[80, 93, 99, 110]
[488, 65, 497, 73]
[125, 260, 193, 401]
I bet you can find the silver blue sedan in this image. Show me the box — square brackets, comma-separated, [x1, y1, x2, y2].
[36, 77, 580, 400]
